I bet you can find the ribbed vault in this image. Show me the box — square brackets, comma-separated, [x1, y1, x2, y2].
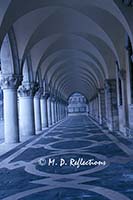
[0, 0, 133, 101]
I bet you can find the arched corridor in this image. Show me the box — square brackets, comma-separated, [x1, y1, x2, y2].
[0, 0, 133, 199]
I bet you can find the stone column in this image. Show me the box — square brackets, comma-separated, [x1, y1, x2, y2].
[57, 101, 61, 120]
[53, 101, 57, 123]
[91, 100, 94, 118]
[51, 99, 55, 125]
[66, 103, 68, 117]
[120, 70, 128, 123]
[104, 79, 119, 131]
[59, 101, 62, 120]
[53, 99, 57, 124]
[40, 95, 48, 129]
[18, 84, 36, 137]
[125, 39, 133, 137]
[60, 102, 63, 119]
[64, 104, 66, 118]
[34, 88, 42, 132]
[54, 101, 58, 122]
[0, 75, 20, 143]
[95, 97, 99, 121]
[62, 104, 64, 118]
[93, 100, 95, 118]
[47, 97, 52, 126]
[117, 70, 128, 133]
[55, 100, 58, 122]
[56, 101, 60, 121]
[63, 103, 65, 118]
[98, 89, 106, 126]
[59, 100, 62, 120]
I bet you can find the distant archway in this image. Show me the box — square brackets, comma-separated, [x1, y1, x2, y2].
[68, 92, 88, 116]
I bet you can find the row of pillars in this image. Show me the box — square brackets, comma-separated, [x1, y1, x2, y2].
[89, 79, 119, 131]
[0, 75, 68, 143]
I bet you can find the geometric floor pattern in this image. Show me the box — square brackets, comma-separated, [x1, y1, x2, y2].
[0, 116, 133, 200]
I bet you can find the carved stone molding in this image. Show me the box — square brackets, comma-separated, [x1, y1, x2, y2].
[18, 82, 39, 97]
[35, 88, 43, 99]
[0, 74, 21, 89]
[104, 79, 116, 91]
[41, 92, 50, 100]
[50, 94, 56, 102]
[97, 88, 104, 94]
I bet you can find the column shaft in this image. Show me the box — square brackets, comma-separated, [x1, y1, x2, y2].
[0, 75, 20, 143]
[55, 101, 58, 122]
[56, 102, 60, 121]
[47, 98, 52, 126]
[34, 97, 42, 132]
[51, 100, 55, 124]
[53, 101, 57, 123]
[40, 97, 48, 128]
[4, 88, 19, 143]
[105, 79, 119, 131]
[18, 84, 36, 137]
[98, 89, 106, 126]
[19, 96, 35, 136]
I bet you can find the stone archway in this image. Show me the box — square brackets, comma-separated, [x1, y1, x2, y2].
[68, 93, 88, 116]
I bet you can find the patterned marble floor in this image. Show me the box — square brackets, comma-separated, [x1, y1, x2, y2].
[0, 116, 133, 200]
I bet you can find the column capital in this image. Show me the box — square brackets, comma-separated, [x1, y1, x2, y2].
[50, 95, 56, 102]
[35, 87, 43, 99]
[0, 74, 22, 90]
[97, 88, 104, 94]
[41, 92, 50, 100]
[104, 79, 116, 90]
[18, 82, 39, 97]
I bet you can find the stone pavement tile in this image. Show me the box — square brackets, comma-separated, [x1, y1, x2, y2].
[0, 116, 132, 200]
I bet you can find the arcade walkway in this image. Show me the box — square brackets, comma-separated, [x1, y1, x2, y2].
[0, 116, 133, 200]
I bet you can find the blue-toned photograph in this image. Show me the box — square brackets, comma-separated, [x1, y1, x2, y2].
[0, 1, 133, 199]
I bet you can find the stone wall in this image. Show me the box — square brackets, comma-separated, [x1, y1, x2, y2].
[68, 93, 88, 116]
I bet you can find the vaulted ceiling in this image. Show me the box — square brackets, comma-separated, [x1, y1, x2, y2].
[0, 0, 133, 101]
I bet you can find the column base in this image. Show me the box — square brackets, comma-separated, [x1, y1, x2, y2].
[4, 139, 20, 144]
[20, 131, 35, 137]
